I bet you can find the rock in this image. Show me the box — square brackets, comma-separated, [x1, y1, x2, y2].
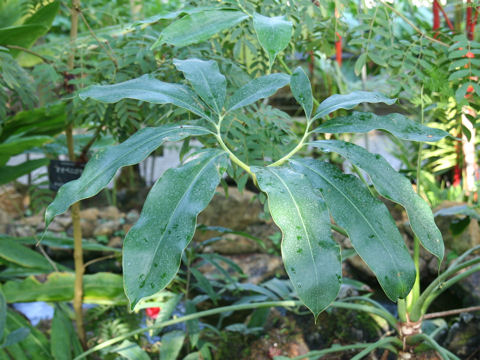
[454, 270, 480, 306]
[80, 208, 99, 222]
[47, 220, 65, 233]
[0, 185, 24, 217]
[125, 209, 140, 224]
[101, 206, 124, 221]
[94, 220, 121, 237]
[54, 216, 72, 229]
[21, 215, 43, 227]
[198, 253, 284, 285]
[0, 208, 11, 233]
[108, 236, 123, 248]
[15, 225, 35, 237]
[196, 187, 263, 242]
[444, 313, 480, 358]
[80, 219, 96, 238]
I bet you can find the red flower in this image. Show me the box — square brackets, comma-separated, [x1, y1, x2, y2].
[145, 307, 161, 319]
[467, 85, 475, 93]
[466, 51, 475, 59]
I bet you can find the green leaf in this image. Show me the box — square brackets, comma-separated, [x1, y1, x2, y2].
[124, 149, 228, 308]
[0, 238, 57, 270]
[79, 75, 210, 120]
[291, 159, 415, 301]
[110, 340, 150, 360]
[253, 13, 293, 69]
[173, 58, 226, 114]
[0, 159, 49, 186]
[3, 272, 126, 304]
[226, 73, 290, 112]
[448, 69, 470, 81]
[153, 10, 248, 48]
[0, 328, 30, 349]
[354, 53, 367, 76]
[0, 135, 52, 158]
[51, 306, 81, 360]
[310, 140, 444, 263]
[45, 125, 211, 228]
[312, 91, 396, 121]
[159, 331, 185, 360]
[290, 67, 313, 119]
[190, 268, 218, 304]
[0, 288, 5, 342]
[252, 166, 341, 317]
[312, 112, 450, 142]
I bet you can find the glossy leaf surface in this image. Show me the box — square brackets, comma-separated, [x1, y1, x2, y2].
[3, 272, 126, 304]
[226, 73, 290, 112]
[0, 288, 5, 342]
[312, 91, 396, 121]
[0, 238, 58, 270]
[310, 140, 444, 262]
[253, 13, 292, 68]
[123, 149, 228, 308]
[153, 10, 248, 48]
[110, 341, 150, 360]
[290, 67, 313, 119]
[174, 58, 226, 114]
[159, 331, 185, 360]
[79, 75, 209, 119]
[45, 125, 210, 228]
[253, 166, 341, 316]
[291, 159, 415, 301]
[313, 112, 450, 142]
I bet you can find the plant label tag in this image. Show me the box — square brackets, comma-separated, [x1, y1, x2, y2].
[48, 159, 85, 191]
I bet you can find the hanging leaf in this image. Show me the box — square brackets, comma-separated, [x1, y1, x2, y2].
[290, 67, 313, 120]
[291, 159, 415, 301]
[123, 149, 228, 308]
[51, 306, 82, 360]
[310, 140, 444, 263]
[159, 331, 185, 360]
[79, 75, 210, 120]
[253, 166, 341, 317]
[253, 13, 293, 69]
[152, 10, 248, 48]
[354, 53, 367, 76]
[109, 341, 150, 360]
[312, 91, 396, 121]
[312, 112, 451, 142]
[0, 238, 59, 270]
[226, 73, 290, 112]
[174, 58, 226, 114]
[45, 125, 211, 228]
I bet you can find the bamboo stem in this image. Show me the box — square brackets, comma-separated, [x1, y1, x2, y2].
[67, 0, 86, 348]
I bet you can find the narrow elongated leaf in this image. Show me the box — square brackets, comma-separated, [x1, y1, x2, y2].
[291, 159, 415, 301]
[312, 91, 396, 121]
[310, 140, 444, 262]
[79, 75, 209, 119]
[110, 341, 150, 360]
[174, 58, 226, 114]
[123, 149, 228, 308]
[0, 159, 49, 186]
[253, 13, 292, 68]
[45, 125, 210, 228]
[0, 288, 5, 342]
[0, 136, 52, 157]
[313, 112, 451, 142]
[226, 73, 290, 112]
[0, 239, 56, 270]
[51, 306, 81, 360]
[159, 331, 185, 360]
[0, 328, 30, 349]
[253, 166, 341, 316]
[153, 10, 248, 48]
[290, 67, 313, 119]
[3, 272, 126, 304]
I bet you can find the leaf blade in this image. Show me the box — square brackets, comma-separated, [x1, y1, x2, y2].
[312, 112, 451, 142]
[291, 158, 415, 301]
[310, 140, 444, 262]
[253, 166, 341, 316]
[173, 58, 226, 114]
[123, 149, 228, 308]
[290, 67, 313, 120]
[312, 91, 396, 121]
[226, 73, 290, 112]
[45, 125, 211, 227]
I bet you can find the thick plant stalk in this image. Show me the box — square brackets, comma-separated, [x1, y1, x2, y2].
[67, 0, 86, 347]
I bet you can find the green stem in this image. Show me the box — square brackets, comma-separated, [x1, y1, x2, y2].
[397, 298, 407, 322]
[269, 129, 311, 167]
[291, 341, 397, 360]
[411, 333, 460, 360]
[331, 223, 348, 237]
[215, 116, 253, 177]
[74, 300, 300, 359]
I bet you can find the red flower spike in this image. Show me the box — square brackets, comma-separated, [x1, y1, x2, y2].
[146, 307, 161, 319]
[467, 85, 475, 93]
[466, 51, 475, 59]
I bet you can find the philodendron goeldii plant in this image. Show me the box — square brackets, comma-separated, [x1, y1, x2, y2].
[44, 58, 451, 320]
